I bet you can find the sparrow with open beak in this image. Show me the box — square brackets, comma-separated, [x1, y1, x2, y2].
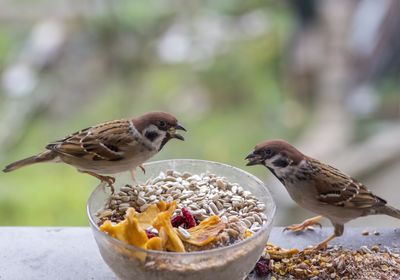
[3, 111, 186, 192]
[246, 139, 400, 249]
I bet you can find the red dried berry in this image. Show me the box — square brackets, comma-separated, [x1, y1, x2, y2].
[254, 258, 270, 277]
[171, 215, 185, 228]
[145, 230, 157, 239]
[181, 207, 196, 228]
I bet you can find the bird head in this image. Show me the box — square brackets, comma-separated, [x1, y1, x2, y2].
[245, 140, 304, 173]
[133, 112, 186, 150]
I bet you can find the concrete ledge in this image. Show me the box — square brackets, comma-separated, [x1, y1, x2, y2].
[0, 227, 399, 279]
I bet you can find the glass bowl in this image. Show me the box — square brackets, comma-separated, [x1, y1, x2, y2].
[87, 159, 276, 280]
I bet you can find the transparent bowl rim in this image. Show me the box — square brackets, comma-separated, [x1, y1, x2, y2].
[87, 158, 276, 256]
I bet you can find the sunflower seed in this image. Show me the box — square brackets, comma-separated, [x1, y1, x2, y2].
[231, 185, 238, 194]
[121, 196, 130, 202]
[216, 179, 226, 190]
[140, 204, 149, 212]
[209, 202, 219, 214]
[226, 228, 239, 238]
[242, 218, 252, 228]
[120, 186, 132, 193]
[97, 170, 270, 239]
[254, 213, 263, 224]
[97, 209, 113, 218]
[177, 227, 191, 239]
[136, 197, 146, 206]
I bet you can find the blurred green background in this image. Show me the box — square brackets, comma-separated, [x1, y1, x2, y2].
[0, 0, 399, 226]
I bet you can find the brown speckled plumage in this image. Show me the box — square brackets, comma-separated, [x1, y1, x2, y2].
[246, 139, 400, 249]
[3, 111, 186, 190]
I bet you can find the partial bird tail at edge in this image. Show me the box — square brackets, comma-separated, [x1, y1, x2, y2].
[2, 150, 57, 172]
[380, 205, 400, 219]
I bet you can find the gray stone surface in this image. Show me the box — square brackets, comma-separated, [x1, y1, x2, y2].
[0, 227, 399, 279]
[0, 227, 116, 280]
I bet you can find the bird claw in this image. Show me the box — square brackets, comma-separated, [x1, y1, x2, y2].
[130, 166, 145, 184]
[81, 170, 115, 194]
[283, 226, 299, 232]
[283, 217, 323, 233]
[282, 227, 289, 233]
[283, 222, 322, 233]
[283, 224, 315, 233]
[315, 242, 328, 251]
[109, 185, 115, 194]
[101, 175, 115, 194]
[302, 242, 329, 253]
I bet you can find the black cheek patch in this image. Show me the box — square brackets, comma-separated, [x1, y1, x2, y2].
[272, 158, 289, 168]
[145, 131, 159, 142]
[159, 135, 171, 151]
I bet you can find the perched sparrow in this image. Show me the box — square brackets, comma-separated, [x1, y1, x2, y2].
[246, 139, 400, 249]
[3, 111, 186, 192]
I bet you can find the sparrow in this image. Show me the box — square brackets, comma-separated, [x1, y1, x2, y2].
[3, 111, 186, 192]
[245, 139, 400, 249]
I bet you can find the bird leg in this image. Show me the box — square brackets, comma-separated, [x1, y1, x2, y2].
[311, 223, 344, 251]
[284, 215, 323, 232]
[314, 233, 337, 250]
[82, 171, 115, 194]
[130, 165, 146, 183]
[130, 169, 137, 182]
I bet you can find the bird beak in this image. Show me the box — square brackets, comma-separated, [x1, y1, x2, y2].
[175, 124, 186, 132]
[245, 151, 263, 166]
[169, 123, 186, 141]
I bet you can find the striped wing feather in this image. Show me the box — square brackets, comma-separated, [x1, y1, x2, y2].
[309, 159, 386, 209]
[46, 120, 135, 161]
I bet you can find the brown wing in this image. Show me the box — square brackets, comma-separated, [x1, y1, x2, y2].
[308, 159, 386, 209]
[46, 119, 136, 161]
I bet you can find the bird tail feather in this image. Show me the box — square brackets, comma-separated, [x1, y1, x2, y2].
[2, 151, 57, 172]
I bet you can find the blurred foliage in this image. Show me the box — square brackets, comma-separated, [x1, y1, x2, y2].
[0, 1, 297, 225]
[1, 0, 398, 226]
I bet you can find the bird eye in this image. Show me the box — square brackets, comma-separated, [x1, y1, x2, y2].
[158, 120, 166, 128]
[264, 149, 272, 156]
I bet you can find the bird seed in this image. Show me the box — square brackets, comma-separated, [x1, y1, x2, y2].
[249, 243, 400, 280]
[96, 170, 268, 249]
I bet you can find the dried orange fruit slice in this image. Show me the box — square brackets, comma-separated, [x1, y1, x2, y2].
[184, 215, 226, 246]
[153, 211, 185, 252]
[100, 208, 148, 248]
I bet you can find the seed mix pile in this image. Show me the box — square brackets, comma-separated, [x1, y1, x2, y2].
[97, 170, 268, 249]
[250, 243, 400, 280]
